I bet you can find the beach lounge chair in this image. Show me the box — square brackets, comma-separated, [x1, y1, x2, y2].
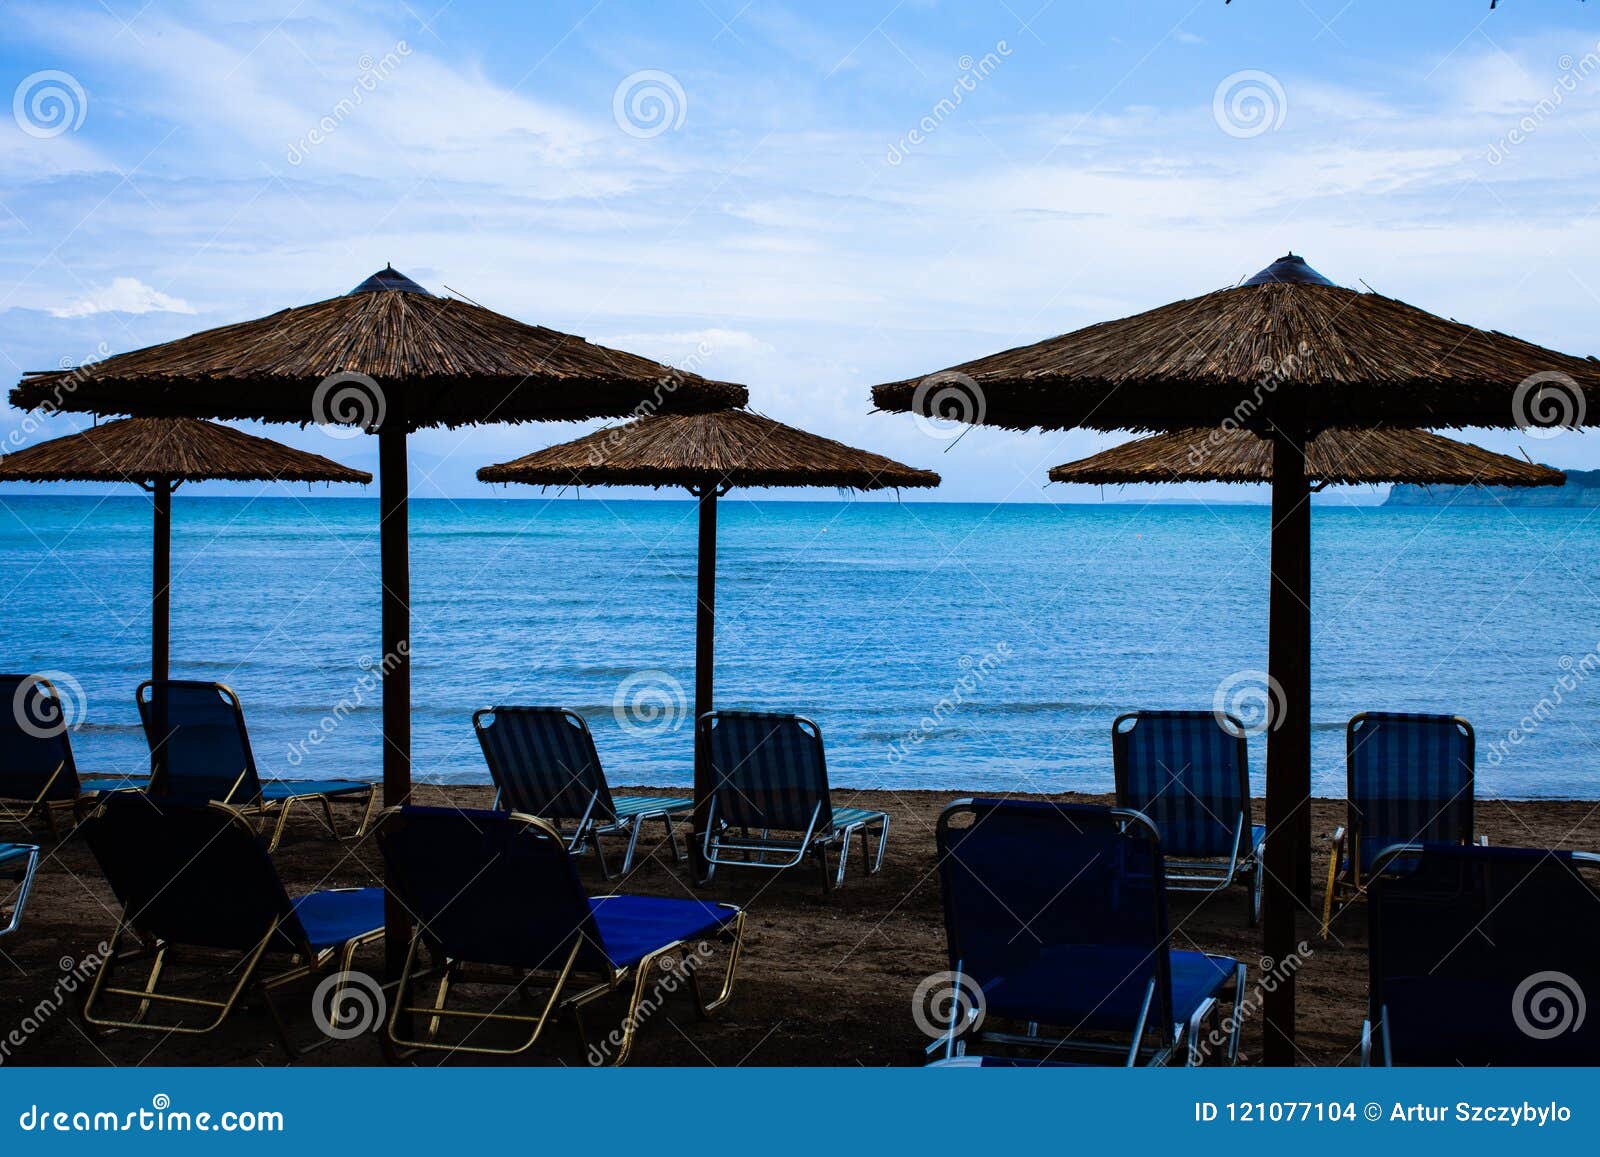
[78, 791, 384, 1053]
[473, 706, 689, 877]
[0, 842, 40, 937]
[934, 798, 1245, 1066]
[1113, 710, 1265, 924]
[697, 710, 888, 891]
[1363, 842, 1600, 1065]
[377, 806, 745, 1063]
[0, 673, 138, 835]
[138, 680, 377, 853]
[1322, 712, 1480, 937]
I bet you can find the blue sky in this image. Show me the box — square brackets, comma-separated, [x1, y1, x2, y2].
[3, 0, 1599, 502]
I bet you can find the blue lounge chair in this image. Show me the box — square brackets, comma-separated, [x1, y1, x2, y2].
[473, 706, 689, 877]
[78, 791, 384, 1053]
[1364, 842, 1600, 1066]
[0, 842, 40, 937]
[1113, 710, 1265, 924]
[1322, 712, 1481, 936]
[1, 673, 139, 835]
[377, 806, 745, 1063]
[698, 710, 888, 891]
[138, 680, 377, 853]
[934, 798, 1244, 1066]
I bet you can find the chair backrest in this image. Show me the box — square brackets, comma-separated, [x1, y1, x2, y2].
[377, 807, 612, 972]
[1368, 843, 1600, 1065]
[79, 792, 306, 954]
[936, 799, 1174, 1037]
[138, 680, 262, 805]
[1112, 711, 1249, 858]
[699, 711, 831, 833]
[1347, 712, 1473, 870]
[472, 707, 615, 823]
[0, 674, 82, 803]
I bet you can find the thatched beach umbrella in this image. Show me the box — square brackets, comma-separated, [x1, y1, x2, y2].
[478, 408, 940, 869]
[0, 417, 370, 773]
[11, 266, 746, 969]
[1049, 426, 1565, 488]
[871, 253, 1599, 1063]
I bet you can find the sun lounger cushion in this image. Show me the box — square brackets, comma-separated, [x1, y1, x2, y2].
[589, 894, 740, 970]
[261, 779, 372, 801]
[289, 887, 386, 952]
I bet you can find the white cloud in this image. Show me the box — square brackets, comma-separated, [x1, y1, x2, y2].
[48, 278, 196, 318]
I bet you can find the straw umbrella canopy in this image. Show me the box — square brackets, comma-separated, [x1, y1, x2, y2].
[0, 417, 371, 771]
[1049, 426, 1565, 487]
[11, 266, 747, 973]
[479, 408, 940, 870]
[871, 253, 1599, 1064]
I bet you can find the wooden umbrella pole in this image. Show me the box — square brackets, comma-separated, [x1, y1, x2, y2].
[690, 481, 719, 877]
[378, 400, 412, 980]
[1263, 426, 1313, 1065]
[150, 476, 173, 781]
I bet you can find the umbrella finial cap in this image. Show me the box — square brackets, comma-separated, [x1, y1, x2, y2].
[348, 266, 432, 296]
[1241, 253, 1334, 287]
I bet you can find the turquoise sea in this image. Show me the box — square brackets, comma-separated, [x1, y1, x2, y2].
[1, 494, 1596, 799]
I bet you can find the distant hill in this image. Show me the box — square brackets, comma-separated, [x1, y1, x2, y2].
[1384, 468, 1600, 507]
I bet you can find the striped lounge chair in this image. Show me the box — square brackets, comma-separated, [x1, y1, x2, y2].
[698, 710, 888, 892]
[1, 841, 40, 937]
[1, 673, 138, 835]
[1364, 842, 1600, 1065]
[473, 706, 689, 877]
[138, 680, 377, 853]
[377, 806, 745, 1063]
[1112, 711, 1265, 924]
[934, 798, 1245, 1066]
[1322, 711, 1481, 937]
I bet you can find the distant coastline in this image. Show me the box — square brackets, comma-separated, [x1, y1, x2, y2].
[1384, 467, 1600, 508]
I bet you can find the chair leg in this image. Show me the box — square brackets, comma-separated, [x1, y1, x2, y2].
[690, 910, 746, 1019]
[663, 812, 686, 862]
[350, 787, 378, 841]
[621, 818, 644, 877]
[870, 817, 890, 874]
[1320, 860, 1340, 939]
[265, 799, 296, 854]
[815, 842, 833, 894]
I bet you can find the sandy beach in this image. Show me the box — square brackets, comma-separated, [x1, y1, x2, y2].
[5, 786, 1597, 1068]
